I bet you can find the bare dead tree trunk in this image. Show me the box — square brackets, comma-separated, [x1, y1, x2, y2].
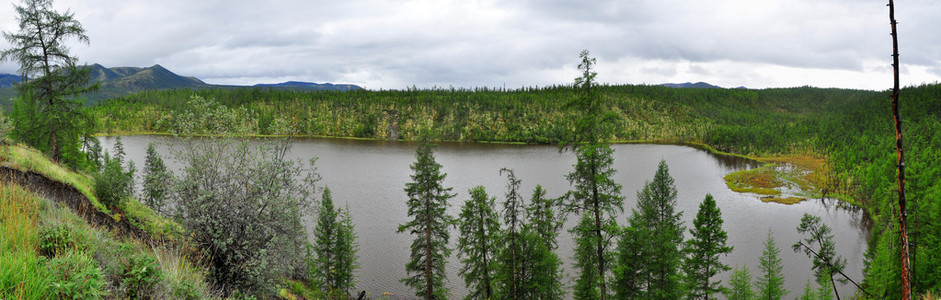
[887, 1, 912, 299]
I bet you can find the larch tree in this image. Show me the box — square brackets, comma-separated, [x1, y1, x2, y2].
[525, 185, 562, 251]
[457, 186, 500, 300]
[756, 231, 788, 300]
[793, 213, 848, 300]
[398, 143, 456, 300]
[521, 185, 565, 299]
[561, 51, 622, 300]
[496, 168, 525, 299]
[632, 160, 685, 299]
[683, 194, 733, 299]
[726, 265, 755, 300]
[1, 0, 99, 167]
[614, 220, 649, 300]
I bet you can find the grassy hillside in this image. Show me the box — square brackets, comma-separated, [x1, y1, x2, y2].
[0, 144, 214, 299]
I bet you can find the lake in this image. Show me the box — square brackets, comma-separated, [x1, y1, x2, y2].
[101, 135, 869, 299]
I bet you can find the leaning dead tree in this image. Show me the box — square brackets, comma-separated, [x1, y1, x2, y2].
[887, 0, 912, 299]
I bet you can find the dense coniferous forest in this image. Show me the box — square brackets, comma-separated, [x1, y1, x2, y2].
[88, 83, 941, 297]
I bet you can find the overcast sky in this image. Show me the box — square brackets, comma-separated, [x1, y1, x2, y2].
[1, 0, 939, 90]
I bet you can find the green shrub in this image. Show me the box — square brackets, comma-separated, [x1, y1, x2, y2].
[38, 224, 83, 257]
[93, 138, 135, 209]
[46, 252, 105, 299]
[122, 253, 164, 299]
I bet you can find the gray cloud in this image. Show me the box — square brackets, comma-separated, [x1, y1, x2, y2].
[0, 0, 937, 89]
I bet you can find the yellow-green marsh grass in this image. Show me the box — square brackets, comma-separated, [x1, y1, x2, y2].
[0, 183, 51, 298]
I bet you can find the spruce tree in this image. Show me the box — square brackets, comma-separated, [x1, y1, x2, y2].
[142, 142, 171, 215]
[683, 194, 733, 299]
[457, 186, 500, 300]
[632, 160, 685, 299]
[335, 205, 359, 296]
[398, 143, 455, 300]
[311, 188, 359, 298]
[726, 265, 755, 300]
[756, 231, 788, 300]
[313, 187, 339, 292]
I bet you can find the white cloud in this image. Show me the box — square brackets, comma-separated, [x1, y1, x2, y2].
[0, 0, 937, 89]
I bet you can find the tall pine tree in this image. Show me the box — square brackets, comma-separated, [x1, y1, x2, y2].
[398, 143, 455, 300]
[614, 222, 649, 299]
[683, 194, 733, 299]
[756, 231, 788, 300]
[632, 160, 685, 299]
[457, 186, 500, 300]
[335, 205, 359, 297]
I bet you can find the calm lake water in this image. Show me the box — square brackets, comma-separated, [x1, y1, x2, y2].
[101, 136, 869, 299]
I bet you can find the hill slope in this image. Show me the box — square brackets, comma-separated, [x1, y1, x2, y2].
[0, 64, 362, 110]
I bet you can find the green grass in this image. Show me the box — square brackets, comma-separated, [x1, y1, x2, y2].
[0, 183, 51, 299]
[0, 143, 183, 240]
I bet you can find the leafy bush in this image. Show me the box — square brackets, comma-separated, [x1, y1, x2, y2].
[46, 252, 105, 299]
[122, 253, 164, 299]
[93, 137, 135, 208]
[38, 224, 83, 258]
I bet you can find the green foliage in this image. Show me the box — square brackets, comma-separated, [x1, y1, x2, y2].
[793, 213, 848, 299]
[683, 194, 733, 299]
[46, 252, 106, 300]
[725, 265, 755, 300]
[2, 0, 99, 167]
[170, 97, 320, 297]
[93, 137, 135, 208]
[397, 143, 456, 299]
[38, 223, 83, 258]
[457, 186, 500, 300]
[122, 252, 164, 299]
[756, 231, 788, 300]
[564, 143, 624, 300]
[142, 142, 171, 215]
[629, 160, 685, 299]
[526, 185, 562, 251]
[614, 223, 648, 299]
[310, 187, 359, 298]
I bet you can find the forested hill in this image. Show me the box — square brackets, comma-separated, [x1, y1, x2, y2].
[0, 64, 363, 109]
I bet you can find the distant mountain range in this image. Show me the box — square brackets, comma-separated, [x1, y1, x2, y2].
[0, 64, 363, 109]
[661, 82, 747, 89]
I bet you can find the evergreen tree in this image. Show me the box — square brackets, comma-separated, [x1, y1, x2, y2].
[793, 213, 847, 300]
[142, 142, 171, 215]
[397, 143, 456, 300]
[457, 186, 500, 300]
[496, 168, 525, 299]
[725, 265, 755, 300]
[335, 205, 359, 297]
[312, 187, 340, 292]
[522, 185, 565, 299]
[800, 278, 816, 300]
[525, 185, 562, 251]
[1, 0, 99, 167]
[614, 222, 649, 299]
[564, 143, 624, 300]
[683, 194, 733, 299]
[756, 231, 788, 300]
[311, 188, 359, 298]
[632, 160, 685, 299]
